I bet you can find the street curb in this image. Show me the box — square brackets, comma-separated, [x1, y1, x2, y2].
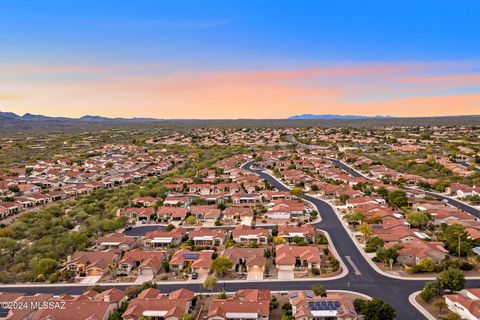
[408, 291, 436, 320]
[324, 159, 480, 280]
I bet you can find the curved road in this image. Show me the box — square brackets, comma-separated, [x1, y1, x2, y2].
[2, 160, 480, 319]
[326, 156, 480, 218]
[243, 161, 427, 319]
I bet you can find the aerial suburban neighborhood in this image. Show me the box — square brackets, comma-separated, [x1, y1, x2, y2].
[1, 1, 480, 319]
[1, 124, 480, 319]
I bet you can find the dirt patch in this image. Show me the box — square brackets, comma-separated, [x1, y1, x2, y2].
[415, 294, 450, 319]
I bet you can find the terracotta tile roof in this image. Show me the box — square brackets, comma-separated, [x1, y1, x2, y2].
[119, 249, 165, 266]
[68, 250, 118, 270]
[169, 249, 212, 268]
[94, 288, 126, 303]
[235, 289, 271, 302]
[95, 233, 136, 246]
[144, 227, 186, 240]
[232, 225, 269, 238]
[275, 244, 321, 265]
[445, 293, 480, 318]
[223, 247, 266, 267]
[278, 224, 316, 238]
[33, 300, 111, 320]
[207, 299, 270, 318]
[189, 227, 226, 239]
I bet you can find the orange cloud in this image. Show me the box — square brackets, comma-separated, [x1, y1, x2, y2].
[0, 93, 28, 100]
[331, 94, 480, 117]
[1, 62, 479, 118]
[402, 73, 480, 88]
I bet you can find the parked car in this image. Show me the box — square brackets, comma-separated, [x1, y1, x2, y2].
[191, 272, 198, 280]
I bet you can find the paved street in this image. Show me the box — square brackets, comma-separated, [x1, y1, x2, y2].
[242, 161, 428, 319]
[3, 160, 480, 319]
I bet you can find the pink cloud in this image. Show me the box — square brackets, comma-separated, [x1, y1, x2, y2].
[1, 61, 479, 118]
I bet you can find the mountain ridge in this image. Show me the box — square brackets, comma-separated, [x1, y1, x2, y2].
[0, 111, 161, 122]
[288, 114, 394, 120]
[1, 111, 480, 122]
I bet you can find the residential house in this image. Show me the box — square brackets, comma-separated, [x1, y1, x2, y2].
[231, 225, 270, 244]
[0, 292, 53, 320]
[189, 205, 221, 223]
[143, 228, 186, 248]
[345, 196, 382, 208]
[235, 289, 271, 303]
[17, 184, 41, 195]
[223, 207, 255, 226]
[66, 250, 119, 277]
[231, 193, 262, 204]
[261, 191, 294, 201]
[188, 228, 226, 246]
[96, 233, 137, 251]
[275, 244, 322, 271]
[169, 249, 212, 277]
[163, 195, 192, 207]
[157, 206, 189, 221]
[122, 288, 194, 320]
[266, 200, 305, 219]
[206, 299, 270, 320]
[430, 209, 476, 225]
[187, 183, 214, 195]
[132, 197, 159, 207]
[278, 225, 316, 244]
[33, 300, 117, 320]
[445, 288, 480, 320]
[288, 290, 360, 320]
[392, 240, 448, 266]
[119, 207, 155, 222]
[372, 226, 418, 244]
[222, 247, 266, 280]
[117, 249, 166, 276]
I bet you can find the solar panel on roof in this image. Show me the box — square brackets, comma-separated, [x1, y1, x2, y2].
[290, 292, 298, 298]
[337, 307, 344, 314]
[183, 253, 199, 259]
[0, 308, 9, 317]
[305, 291, 313, 298]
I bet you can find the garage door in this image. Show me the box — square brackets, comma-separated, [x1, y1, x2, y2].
[247, 271, 263, 280]
[87, 268, 102, 276]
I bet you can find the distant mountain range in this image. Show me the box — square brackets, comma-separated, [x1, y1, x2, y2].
[288, 114, 394, 120]
[0, 111, 160, 122]
[1, 111, 478, 123]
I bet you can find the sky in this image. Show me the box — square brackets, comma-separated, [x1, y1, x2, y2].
[0, 0, 479, 119]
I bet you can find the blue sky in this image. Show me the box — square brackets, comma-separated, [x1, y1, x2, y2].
[2, 1, 480, 64]
[0, 1, 479, 118]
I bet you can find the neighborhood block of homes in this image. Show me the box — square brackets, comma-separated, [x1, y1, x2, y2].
[2, 125, 480, 319]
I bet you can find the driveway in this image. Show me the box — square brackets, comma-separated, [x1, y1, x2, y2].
[277, 270, 294, 280]
[135, 274, 154, 284]
[79, 276, 102, 285]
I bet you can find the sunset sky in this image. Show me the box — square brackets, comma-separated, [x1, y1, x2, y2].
[1, 1, 479, 119]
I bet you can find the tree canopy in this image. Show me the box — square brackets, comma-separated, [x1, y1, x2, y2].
[211, 257, 233, 276]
